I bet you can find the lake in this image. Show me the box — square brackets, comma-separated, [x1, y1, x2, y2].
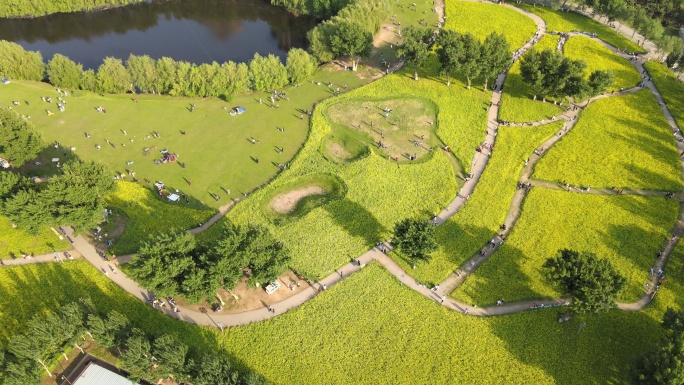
[0, 0, 317, 69]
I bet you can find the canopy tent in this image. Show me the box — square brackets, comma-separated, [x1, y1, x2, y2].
[167, 194, 180, 202]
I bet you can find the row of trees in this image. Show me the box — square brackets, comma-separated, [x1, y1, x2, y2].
[270, 0, 351, 18]
[128, 225, 290, 303]
[0, 159, 114, 233]
[0, 40, 318, 97]
[308, 0, 391, 66]
[0, 298, 264, 385]
[520, 48, 613, 101]
[637, 308, 684, 384]
[0, 0, 142, 18]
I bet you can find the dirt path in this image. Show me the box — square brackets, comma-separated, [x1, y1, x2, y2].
[270, 186, 326, 214]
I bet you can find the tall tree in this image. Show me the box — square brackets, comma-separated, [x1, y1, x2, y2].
[126, 54, 158, 93]
[248, 53, 288, 91]
[0, 40, 44, 81]
[153, 335, 188, 380]
[588, 69, 613, 96]
[0, 109, 44, 167]
[397, 26, 433, 80]
[391, 218, 438, 263]
[458, 33, 482, 89]
[119, 329, 152, 382]
[188, 354, 241, 385]
[47, 54, 84, 89]
[328, 20, 373, 71]
[437, 30, 463, 86]
[637, 308, 684, 384]
[286, 48, 317, 84]
[520, 49, 545, 100]
[543, 249, 626, 313]
[479, 32, 511, 91]
[97, 57, 131, 94]
[596, 0, 626, 23]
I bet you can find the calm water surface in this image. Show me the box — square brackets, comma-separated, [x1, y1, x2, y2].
[0, 0, 316, 69]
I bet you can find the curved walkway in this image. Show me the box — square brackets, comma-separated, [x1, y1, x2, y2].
[7, 4, 684, 325]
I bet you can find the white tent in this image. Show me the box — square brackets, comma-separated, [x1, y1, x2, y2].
[167, 194, 180, 202]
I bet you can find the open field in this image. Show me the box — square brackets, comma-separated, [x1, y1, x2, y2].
[499, 34, 564, 123]
[106, 182, 215, 255]
[645, 61, 684, 131]
[1, 68, 368, 210]
[534, 90, 681, 191]
[563, 35, 642, 92]
[445, 1, 537, 50]
[393, 121, 564, 284]
[453, 188, 678, 305]
[0, 215, 70, 259]
[516, 3, 644, 53]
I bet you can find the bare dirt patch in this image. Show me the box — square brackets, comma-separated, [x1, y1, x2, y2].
[270, 186, 326, 214]
[329, 142, 352, 159]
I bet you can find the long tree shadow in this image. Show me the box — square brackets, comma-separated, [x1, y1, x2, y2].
[324, 198, 384, 248]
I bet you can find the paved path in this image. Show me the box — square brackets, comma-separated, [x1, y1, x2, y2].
[7, 4, 684, 324]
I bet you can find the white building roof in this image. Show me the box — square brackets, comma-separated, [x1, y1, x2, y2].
[73, 363, 138, 385]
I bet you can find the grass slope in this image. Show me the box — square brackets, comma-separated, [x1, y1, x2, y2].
[445, 1, 537, 50]
[453, 189, 678, 305]
[646, 61, 684, 131]
[3, 68, 367, 209]
[499, 34, 564, 122]
[107, 181, 215, 255]
[534, 90, 682, 191]
[0, 216, 70, 259]
[517, 3, 644, 53]
[220, 262, 667, 385]
[563, 35, 641, 92]
[397, 121, 564, 284]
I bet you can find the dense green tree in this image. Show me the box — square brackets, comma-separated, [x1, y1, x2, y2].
[47, 54, 84, 89]
[307, 23, 336, 63]
[329, 20, 372, 70]
[126, 54, 157, 93]
[520, 49, 545, 99]
[437, 30, 463, 86]
[0, 109, 44, 167]
[286, 48, 317, 84]
[458, 33, 482, 89]
[87, 310, 130, 348]
[0, 40, 44, 81]
[397, 26, 433, 81]
[248, 53, 288, 92]
[596, 0, 626, 22]
[188, 354, 241, 385]
[588, 69, 613, 96]
[391, 218, 438, 263]
[637, 308, 684, 384]
[119, 329, 152, 382]
[479, 32, 511, 91]
[155, 57, 178, 94]
[222, 61, 250, 95]
[543, 249, 626, 313]
[97, 57, 131, 94]
[0, 171, 26, 200]
[128, 229, 196, 298]
[2, 188, 47, 234]
[153, 335, 188, 380]
[79, 69, 97, 91]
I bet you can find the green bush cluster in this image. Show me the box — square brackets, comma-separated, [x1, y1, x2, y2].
[0, 0, 141, 18]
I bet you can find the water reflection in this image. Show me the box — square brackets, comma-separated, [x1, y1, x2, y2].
[0, 0, 316, 68]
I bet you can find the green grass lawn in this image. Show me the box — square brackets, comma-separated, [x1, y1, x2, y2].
[220, 261, 669, 384]
[516, 3, 644, 53]
[453, 188, 678, 305]
[564, 35, 642, 92]
[395, 121, 564, 284]
[499, 34, 564, 123]
[0, 215, 71, 259]
[3, 68, 368, 210]
[645, 61, 684, 131]
[107, 181, 216, 255]
[534, 90, 682, 191]
[445, 1, 538, 50]
[223, 60, 491, 278]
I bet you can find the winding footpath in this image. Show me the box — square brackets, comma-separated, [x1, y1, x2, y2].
[6, 3, 684, 325]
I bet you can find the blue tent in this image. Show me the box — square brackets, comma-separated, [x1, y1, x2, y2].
[233, 106, 246, 114]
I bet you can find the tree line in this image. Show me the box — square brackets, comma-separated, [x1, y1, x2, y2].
[128, 225, 291, 304]
[0, 40, 317, 97]
[0, 298, 265, 385]
[0, 0, 142, 18]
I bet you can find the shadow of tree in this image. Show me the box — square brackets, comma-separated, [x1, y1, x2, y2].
[324, 198, 384, 249]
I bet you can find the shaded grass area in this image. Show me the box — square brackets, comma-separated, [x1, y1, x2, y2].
[499, 34, 564, 122]
[645, 61, 684, 131]
[394, 121, 564, 284]
[220, 261, 666, 385]
[3, 68, 367, 210]
[0, 215, 70, 258]
[445, 1, 537, 50]
[107, 181, 215, 255]
[453, 189, 678, 305]
[564, 35, 642, 92]
[516, 3, 644, 53]
[222, 61, 485, 278]
[534, 90, 681, 191]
